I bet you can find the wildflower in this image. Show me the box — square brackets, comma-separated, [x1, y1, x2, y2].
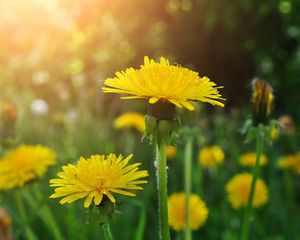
[0, 208, 12, 240]
[49, 154, 148, 208]
[166, 145, 177, 160]
[1, 101, 17, 122]
[0, 101, 17, 141]
[277, 153, 300, 174]
[0, 145, 56, 190]
[278, 115, 295, 135]
[168, 192, 208, 231]
[30, 99, 49, 116]
[251, 79, 274, 125]
[198, 146, 224, 168]
[270, 125, 280, 140]
[239, 152, 268, 167]
[102, 56, 224, 112]
[114, 112, 145, 133]
[226, 173, 268, 209]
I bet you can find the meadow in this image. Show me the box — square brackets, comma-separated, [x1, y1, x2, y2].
[1, 1, 300, 240]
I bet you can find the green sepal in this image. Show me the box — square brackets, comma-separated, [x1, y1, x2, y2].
[143, 114, 182, 146]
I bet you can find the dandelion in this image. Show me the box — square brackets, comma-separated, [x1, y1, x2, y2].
[241, 79, 274, 240]
[251, 79, 274, 126]
[30, 99, 49, 116]
[270, 125, 280, 140]
[226, 173, 268, 209]
[198, 145, 224, 168]
[239, 152, 268, 167]
[1, 101, 17, 122]
[168, 192, 208, 231]
[0, 145, 56, 190]
[102, 56, 224, 111]
[166, 145, 177, 160]
[49, 154, 148, 208]
[102, 56, 224, 240]
[277, 153, 300, 174]
[114, 112, 145, 133]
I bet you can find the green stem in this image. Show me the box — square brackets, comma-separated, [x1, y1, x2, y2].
[184, 138, 193, 240]
[15, 191, 37, 240]
[156, 143, 171, 240]
[241, 129, 264, 240]
[102, 221, 113, 240]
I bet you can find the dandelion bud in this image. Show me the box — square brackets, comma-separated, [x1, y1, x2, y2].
[0, 101, 17, 141]
[251, 79, 274, 125]
[0, 208, 12, 240]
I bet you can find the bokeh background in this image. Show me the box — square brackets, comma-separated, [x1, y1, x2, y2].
[1, 0, 300, 239]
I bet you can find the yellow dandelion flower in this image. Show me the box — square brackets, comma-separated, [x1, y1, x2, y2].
[49, 154, 149, 208]
[168, 192, 209, 231]
[102, 56, 224, 111]
[198, 145, 224, 168]
[114, 112, 145, 133]
[226, 173, 268, 209]
[277, 153, 300, 174]
[166, 145, 177, 160]
[0, 145, 56, 190]
[239, 152, 268, 167]
[270, 126, 280, 140]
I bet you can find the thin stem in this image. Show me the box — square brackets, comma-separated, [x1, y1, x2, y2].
[102, 221, 113, 240]
[184, 137, 193, 240]
[241, 130, 264, 240]
[156, 143, 171, 240]
[15, 191, 37, 240]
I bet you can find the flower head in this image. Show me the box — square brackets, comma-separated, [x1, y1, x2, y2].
[198, 145, 224, 168]
[226, 173, 268, 209]
[114, 112, 145, 133]
[50, 154, 148, 208]
[277, 153, 300, 174]
[239, 152, 268, 167]
[102, 56, 224, 111]
[166, 145, 177, 160]
[251, 79, 274, 125]
[0, 145, 56, 190]
[168, 192, 209, 231]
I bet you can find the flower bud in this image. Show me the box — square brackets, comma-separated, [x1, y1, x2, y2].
[251, 79, 274, 125]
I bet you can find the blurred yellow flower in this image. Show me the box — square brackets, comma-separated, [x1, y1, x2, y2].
[168, 192, 208, 231]
[270, 126, 280, 140]
[277, 153, 300, 174]
[50, 154, 148, 208]
[198, 146, 224, 168]
[226, 173, 268, 209]
[102, 56, 224, 111]
[114, 112, 145, 133]
[166, 145, 177, 160]
[239, 152, 268, 167]
[0, 145, 56, 190]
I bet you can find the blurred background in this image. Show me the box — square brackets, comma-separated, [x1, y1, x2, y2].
[1, 0, 300, 239]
